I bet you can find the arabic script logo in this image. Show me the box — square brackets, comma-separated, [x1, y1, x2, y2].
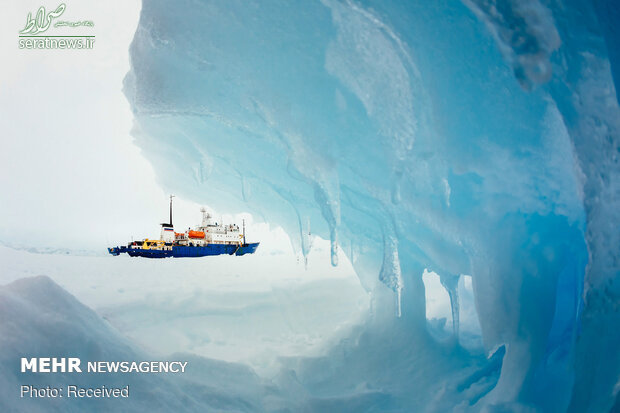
[18, 4, 95, 50]
[19, 3, 66, 35]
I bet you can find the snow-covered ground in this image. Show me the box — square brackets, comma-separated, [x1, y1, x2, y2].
[0, 239, 369, 377]
[0, 274, 285, 412]
[1, 242, 498, 412]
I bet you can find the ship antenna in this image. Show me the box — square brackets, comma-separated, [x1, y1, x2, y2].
[243, 219, 246, 244]
[169, 194, 175, 226]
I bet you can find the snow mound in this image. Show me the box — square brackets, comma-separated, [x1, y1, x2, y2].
[0, 276, 277, 412]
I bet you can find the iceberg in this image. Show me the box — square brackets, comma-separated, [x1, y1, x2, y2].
[122, 0, 619, 410]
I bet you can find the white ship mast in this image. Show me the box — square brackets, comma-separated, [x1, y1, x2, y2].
[160, 195, 176, 243]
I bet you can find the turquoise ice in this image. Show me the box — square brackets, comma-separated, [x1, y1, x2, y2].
[122, 0, 620, 411]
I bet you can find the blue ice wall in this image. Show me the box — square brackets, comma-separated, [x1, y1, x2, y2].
[124, 0, 619, 410]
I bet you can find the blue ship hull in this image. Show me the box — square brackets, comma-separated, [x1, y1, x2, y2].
[108, 243, 259, 258]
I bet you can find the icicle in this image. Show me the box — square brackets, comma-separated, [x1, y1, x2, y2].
[349, 239, 355, 264]
[379, 234, 403, 317]
[330, 227, 339, 267]
[301, 217, 313, 269]
[439, 273, 460, 341]
[312, 179, 340, 268]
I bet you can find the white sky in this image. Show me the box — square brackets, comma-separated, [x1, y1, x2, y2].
[0, 1, 294, 253]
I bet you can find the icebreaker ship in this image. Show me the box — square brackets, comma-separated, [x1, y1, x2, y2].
[123, 0, 620, 411]
[108, 196, 259, 257]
